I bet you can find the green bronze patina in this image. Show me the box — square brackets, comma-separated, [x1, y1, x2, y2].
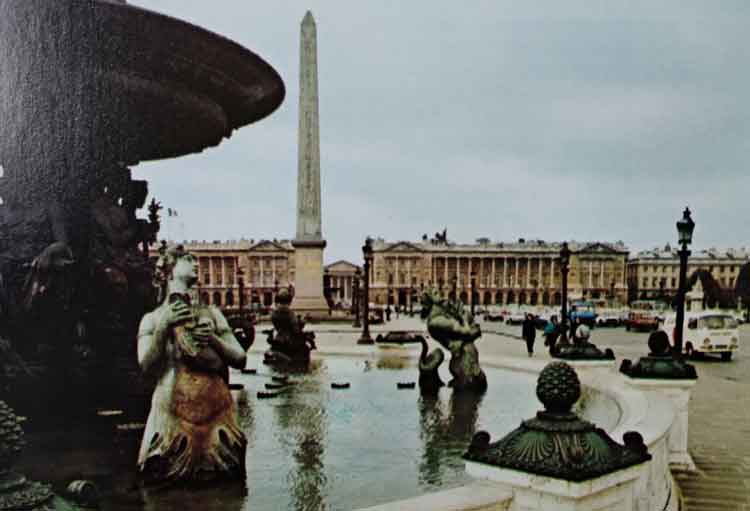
[464, 362, 651, 482]
[0, 401, 81, 510]
[420, 290, 486, 393]
[553, 325, 615, 361]
[620, 330, 697, 379]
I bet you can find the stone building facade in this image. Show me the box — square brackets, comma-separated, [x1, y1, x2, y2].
[367, 237, 629, 308]
[151, 240, 359, 309]
[627, 246, 750, 301]
[325, 260, 360, 305]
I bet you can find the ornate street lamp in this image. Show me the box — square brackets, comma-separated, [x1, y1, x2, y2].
[619, 210, 697, 379]
[237, 267, 245, 313]
[559, 242, 571, 339]
[470, 271, 477, 316]
[352, 268, 361, 328]
[358, 237, 374, 344]
[410, 286, 416, 315]
[452, 275, 458, 303]
[674, 207, 695, 358]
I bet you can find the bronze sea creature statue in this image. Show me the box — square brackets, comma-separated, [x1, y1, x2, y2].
[264, 289, 316, 366]
[417, 336, 444, 395]
[136, 245, 247, 483]
[420, 290, 486, 393]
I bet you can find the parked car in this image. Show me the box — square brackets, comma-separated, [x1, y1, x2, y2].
[505, 310, 526, 325]
[483, 311, 505, 322]
[596, 310, 622, 327]
[569, 300, 597, 327]
[625, 312, 659, 332]
[661, 312, 739, 361]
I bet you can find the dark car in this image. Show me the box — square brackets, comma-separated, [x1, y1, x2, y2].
[483, 312, 504, 322]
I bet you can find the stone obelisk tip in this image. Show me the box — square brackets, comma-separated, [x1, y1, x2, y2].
[302, 10, 315, 25]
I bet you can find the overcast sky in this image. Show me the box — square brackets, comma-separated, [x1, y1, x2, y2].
[130, 1, 750, 264]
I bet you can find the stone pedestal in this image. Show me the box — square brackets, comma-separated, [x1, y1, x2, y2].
[291, 240, 329, 315]
[466, 461, 641, 511]
[625, 378, 697, 471]
[464, 362, 651, 511]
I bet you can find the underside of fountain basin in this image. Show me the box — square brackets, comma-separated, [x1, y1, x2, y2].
[0, 0, 284, 416]
[0, 0, 285, 170]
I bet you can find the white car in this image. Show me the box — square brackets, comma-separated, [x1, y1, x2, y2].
[596, 309, 622, 327]
[661, 312, 740, 361]
[505, 309, 526, 325]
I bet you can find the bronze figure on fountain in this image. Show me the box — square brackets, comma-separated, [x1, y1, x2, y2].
[420, 289, 486, 393]
[264, 288, 317, 366]
[417, 336, 445, 395]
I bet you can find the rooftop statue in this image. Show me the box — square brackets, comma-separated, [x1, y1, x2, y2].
[137, 245, 247, 483]
[420, 290, 486, 393]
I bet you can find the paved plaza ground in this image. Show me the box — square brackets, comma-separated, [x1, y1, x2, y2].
[254, 315, 750, 510]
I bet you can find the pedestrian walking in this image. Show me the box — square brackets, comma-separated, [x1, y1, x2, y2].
[521, 313, 537, 357]
[544, 315, 560, 355]
[385, 305, 392, 322]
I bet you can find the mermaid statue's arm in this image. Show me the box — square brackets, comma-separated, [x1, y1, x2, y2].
[202, 306, 247, 369]
[137, 309, 167, 374]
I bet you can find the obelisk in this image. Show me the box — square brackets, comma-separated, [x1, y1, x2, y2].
[291, 11, 328, 315]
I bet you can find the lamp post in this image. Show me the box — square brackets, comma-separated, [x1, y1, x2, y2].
[452, 275, 457, 303]
[352, 268, 361, 328]
[237, 267, 245, 313]
[274, 278, 279, 307]
[674, 207, 695, 359]
[559, 242, 571, 336]
[323, 269, 332, 315]
[470, 271, 477, 316]
[358, 237, 374, 344]
[410, 286, 416, 315]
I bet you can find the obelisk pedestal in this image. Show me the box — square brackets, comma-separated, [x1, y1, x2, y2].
[291, 11, 329, 316]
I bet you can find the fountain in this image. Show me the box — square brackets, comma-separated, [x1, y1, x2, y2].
[0, 0, 284, 415]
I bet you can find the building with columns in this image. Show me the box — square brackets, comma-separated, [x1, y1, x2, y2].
[627, 245, 750, 302]
[367, 237, 629, 308]
[150, 239, 359, 309]
[324, 260, 360, 306]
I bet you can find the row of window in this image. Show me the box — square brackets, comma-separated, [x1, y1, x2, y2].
[641, 276, 736, 288]
[642, 264, 738, 274]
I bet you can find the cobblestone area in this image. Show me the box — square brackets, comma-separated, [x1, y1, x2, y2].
[268, 316, 750, 510]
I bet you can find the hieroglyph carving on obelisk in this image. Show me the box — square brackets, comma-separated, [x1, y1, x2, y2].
[296, 10, 322, 241]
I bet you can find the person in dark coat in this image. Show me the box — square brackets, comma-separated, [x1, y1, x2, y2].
[385, 305, 392, 322]
[521, 313, 536, 357]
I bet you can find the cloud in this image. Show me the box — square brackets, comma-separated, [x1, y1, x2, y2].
[129, 1, 750, 264]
